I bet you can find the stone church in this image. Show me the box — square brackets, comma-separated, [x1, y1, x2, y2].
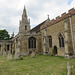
[0, 6, 75, 58]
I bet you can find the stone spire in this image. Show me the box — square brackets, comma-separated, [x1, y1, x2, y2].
[22, 6, 27, 22]
[19, 6, 31, 34]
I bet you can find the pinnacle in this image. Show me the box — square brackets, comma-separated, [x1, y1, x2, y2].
[24, 5, 26, 10]
[47, 15, 49, 19]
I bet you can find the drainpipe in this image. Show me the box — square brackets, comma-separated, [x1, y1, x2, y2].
[46, 15, 50, 54]
[69, 14, 75, 55]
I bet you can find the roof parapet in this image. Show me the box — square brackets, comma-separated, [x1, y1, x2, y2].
[68, 8, 75, 13]
[51, 19, 55, 22]
[56, 16, 60, 20]
[41, 8, 75, 30]
[61, 12, 66, 17]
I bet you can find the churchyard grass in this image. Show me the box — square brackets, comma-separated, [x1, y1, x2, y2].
[0, 55, 75, 75]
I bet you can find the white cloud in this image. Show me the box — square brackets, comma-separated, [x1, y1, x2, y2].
[0, 0, 75, 35]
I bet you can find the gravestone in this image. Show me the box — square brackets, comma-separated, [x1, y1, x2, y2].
[67, 62, 72, 75]
[3, 51, 7, 56]
[7, 53, 12, 61]
[0, 51, 2, 55]
[31, 50, 35, 58]
[14, 53, 19, 60]
[20, 52, 24, 56]
[20, 55, 23, 60]
[36, 52, 39, 56]
[24, 52, 29, 56]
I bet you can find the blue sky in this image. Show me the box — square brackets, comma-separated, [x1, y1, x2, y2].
[0, 0, 75, 36]
[68, 0, 73, 5]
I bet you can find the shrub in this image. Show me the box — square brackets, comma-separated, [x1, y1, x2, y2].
[52, 49, 54, 55]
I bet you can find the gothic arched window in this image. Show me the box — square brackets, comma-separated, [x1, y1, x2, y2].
[59, 33, 64, 47]
[59, 37, 61, 47]
[49, 36, 52, 48]
[28, 37, 36, 49]
[62, 37, 64, 47]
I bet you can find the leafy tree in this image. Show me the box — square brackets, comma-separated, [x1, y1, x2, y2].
[0, 29, 10, 40]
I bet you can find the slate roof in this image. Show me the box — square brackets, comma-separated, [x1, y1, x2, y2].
[30, 20, 47, 33]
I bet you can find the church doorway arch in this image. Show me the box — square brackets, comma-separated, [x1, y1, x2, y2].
[54, 46, 57, 55]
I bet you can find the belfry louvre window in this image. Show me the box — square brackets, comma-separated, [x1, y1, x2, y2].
[49, 36, 52, 48]
[25, 26, 27, 30]
[59, 34, 64, 47]
[28, 37, 36, 49]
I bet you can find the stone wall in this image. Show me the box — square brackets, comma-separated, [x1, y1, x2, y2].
[0, 40, 12, 54]
[20, 33, 43, 54]
[41, 14, 75, 56]
[41, 19, 66, 56]
[72, 15, 75, 54]
[67, 18, 73, 55]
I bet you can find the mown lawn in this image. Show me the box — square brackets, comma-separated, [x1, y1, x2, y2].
[0, 55, 75, 75]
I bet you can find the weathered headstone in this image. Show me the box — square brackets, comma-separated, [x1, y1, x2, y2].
[20, 55, 23, 60]
[26, 73, 29, 75]
[7, 53, 12, 61]
[67, 62, 72, 75]
[20, 52, 24, 56]
[24, 52, 29, 56]
[36, 52, 39, 56]
[14, 53, 19, 60]
[31, 51, 35, 58]
[3, 51, 7, 56]
[0, 51, 2, 55]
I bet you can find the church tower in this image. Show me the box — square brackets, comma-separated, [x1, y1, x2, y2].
[19, 6, 30, 34]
